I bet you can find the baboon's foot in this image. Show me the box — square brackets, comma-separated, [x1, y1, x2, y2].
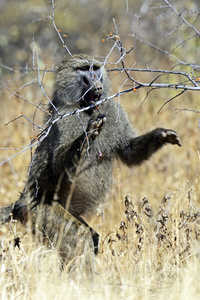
[77, 216, 99, 255]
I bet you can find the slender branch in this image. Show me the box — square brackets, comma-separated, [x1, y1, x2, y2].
[157, 90, 186, 113]
[140, 87, 159, 107]
[132, 35, 200, 69]
[4, 114, 43, 130]
[134, 82, 200, 91]
[172, 107, 200, 114]
[36, 53, 60, 116]
[50, 0, 72, 56]
[0, 81, 47, 113]
[108, 67, 199, 87]
[164, 0, 200, 36]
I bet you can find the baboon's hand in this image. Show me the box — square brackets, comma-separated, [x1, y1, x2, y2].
[157, 129, 182, 147]
[89, 114, 106, 139]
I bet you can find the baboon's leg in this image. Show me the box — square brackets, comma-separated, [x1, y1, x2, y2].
[30, 203, 95, 274]
[77, 217, 99, 255]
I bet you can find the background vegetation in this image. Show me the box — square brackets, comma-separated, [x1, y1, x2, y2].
[0, 0, 200, 299]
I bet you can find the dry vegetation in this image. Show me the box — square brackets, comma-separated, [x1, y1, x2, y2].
[1, 0, 200, 299]
[1, 75, 200, 299]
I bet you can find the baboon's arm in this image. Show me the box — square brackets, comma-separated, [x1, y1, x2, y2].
[118, 127, 181, 166]
[51, 113, 105, 173]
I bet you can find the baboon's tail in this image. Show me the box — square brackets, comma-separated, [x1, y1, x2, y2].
[0, 204, 13, 224]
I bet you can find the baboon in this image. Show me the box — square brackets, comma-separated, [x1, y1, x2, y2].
[0, 54, 181, 265]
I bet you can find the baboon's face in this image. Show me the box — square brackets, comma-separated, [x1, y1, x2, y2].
[76, 64, 103, 107]
[56, 54, 110, 107]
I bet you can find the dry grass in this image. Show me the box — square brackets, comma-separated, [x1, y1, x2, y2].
[0, 72, 200, 299]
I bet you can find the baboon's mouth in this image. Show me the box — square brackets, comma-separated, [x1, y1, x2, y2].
[90, 93, 101, 103]
[82, 93, 101, 106]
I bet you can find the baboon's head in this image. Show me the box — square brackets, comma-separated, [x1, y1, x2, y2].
[55, 54, 110, 107]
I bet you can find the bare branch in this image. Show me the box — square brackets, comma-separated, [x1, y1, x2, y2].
[164, 0, 200, 37]
[131, 35, 200, 68]
[108, 67, 200, 88]
[140, 87, 159, 107]
[172, 107, 200, 114]
[4, 114, 43, 131]
[35, 53, 60, 116]
[0, 81, 47, 113]
[49, 0, 72, 56]
[157, 90, 186, 114]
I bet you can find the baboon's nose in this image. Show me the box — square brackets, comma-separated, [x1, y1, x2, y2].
[82, 72, 103, 99]
[94, 81, 103, 96]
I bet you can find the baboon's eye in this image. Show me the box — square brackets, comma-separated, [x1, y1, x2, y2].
[76, 65, 100, 72]
[93, 65, 100, 71]
[76, 66, 90, 71]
